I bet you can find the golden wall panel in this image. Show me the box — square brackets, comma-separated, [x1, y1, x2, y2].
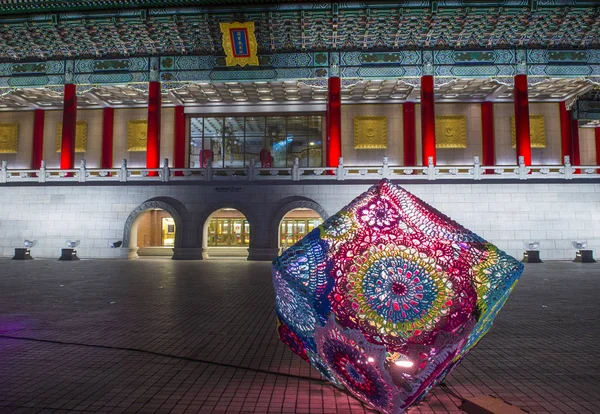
[511, 114, 546, 148]
[435, 115, 467, 149]
[128, 120, 148, 152]
[55, 121, 87, 152]
[353, 116, 387, 149]
[0, 123, 19, 154]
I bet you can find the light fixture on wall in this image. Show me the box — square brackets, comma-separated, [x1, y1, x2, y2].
[66, 240, 80, 249]
[524, 241, 540, 251]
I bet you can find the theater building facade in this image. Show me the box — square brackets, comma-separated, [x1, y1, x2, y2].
[0, 0, 600, 261]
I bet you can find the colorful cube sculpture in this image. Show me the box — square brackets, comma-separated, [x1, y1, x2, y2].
[273, 180, 523, 413]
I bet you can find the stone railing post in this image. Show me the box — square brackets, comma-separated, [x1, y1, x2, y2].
[427, 156, 435, 180]
[247, 158, 256, 181]
[119, 159, 128, 182]
[473, 156, 481, 180]
[0, 161, 7, 183]
[564, 155, 573, 180]
[161, 158, 170, 182]
[518, 155, 527, 180]
[381, 157, 390, 178]
[291, 157, 300, 181]
[204, 160, 213, 182]
[336, 157, 344, 181]
[78, 159, 87, 183]
[39, 160, 46, 183]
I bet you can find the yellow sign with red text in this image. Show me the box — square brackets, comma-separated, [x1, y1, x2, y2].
[220, 22, 259, 67]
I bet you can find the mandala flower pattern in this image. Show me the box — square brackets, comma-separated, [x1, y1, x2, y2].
[273, 179, 523, 413]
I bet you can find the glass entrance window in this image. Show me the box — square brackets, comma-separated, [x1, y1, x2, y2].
[190, 115, 323, 168]
[208, 218, 249, 246]
[161, 217, 176, 247]
[279, 218, 323, 249]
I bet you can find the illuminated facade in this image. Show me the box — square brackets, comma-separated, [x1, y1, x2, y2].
[0, 1, 599, 260]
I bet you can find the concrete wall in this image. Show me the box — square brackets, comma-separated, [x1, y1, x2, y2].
[0, 111, 34, 169]
[579, 128, 597, 166]
[494, 102, 562, 165]
[0, 181, 599, 261]
[339, 102, 565, 167]
[0, 108, 175, 169]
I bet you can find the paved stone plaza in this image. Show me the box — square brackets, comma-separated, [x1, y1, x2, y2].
[0, 259, 598, 414]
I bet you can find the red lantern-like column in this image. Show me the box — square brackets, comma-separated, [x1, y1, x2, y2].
[420, 75, 436, 166]
[60, 83, 77, 170]
[101, 107, 114, 170]
[559, 101, 572, 163]
[571, 117, 581, 168]
[481, 102, 495, 169]
[513, 74, 531, 165]
[173, 105, 186, 176]
[403, 102, 416, 166]
[326, 76, 341, 168]
[31, 109, 45, 169]
[146, 81, 161, 175]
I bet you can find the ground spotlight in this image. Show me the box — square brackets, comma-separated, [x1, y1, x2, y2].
[110, 241, 123, 248]
[13, 240, 34, 260]
[60, 240, 80, 260]
[523, 241, 542, 263]
[573, 240, 595, 263]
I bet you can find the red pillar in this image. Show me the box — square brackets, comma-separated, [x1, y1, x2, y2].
[31, 109, 45, 170]
[403, 102, 416, 166]
[173, 105, 186, 176]
[596, 128, 600, 167]
[60, 83, 77, 170]
[326, 76, 341, 168]
[146, 81, 161, 174]
[481, 102, 495, 168]
[571, 118, 581, 168]
[101, 107, 114, 170]
[420, 75, 436, 166]
[559, 101, 572, 163]
[513, 74, 531, 165]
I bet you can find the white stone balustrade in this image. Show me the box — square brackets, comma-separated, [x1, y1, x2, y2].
[0, 156, 598, 184]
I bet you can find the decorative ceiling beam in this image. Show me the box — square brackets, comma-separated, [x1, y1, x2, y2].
[167, 90, 184, 106]
[6, 93, 40, 109]
[82, 91, 111, 108]
[486, 84, 510, 102]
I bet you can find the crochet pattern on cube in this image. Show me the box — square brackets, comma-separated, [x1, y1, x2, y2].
[272, 179, 523, 413]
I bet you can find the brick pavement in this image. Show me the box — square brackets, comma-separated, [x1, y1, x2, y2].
[0, 259, 598, 413]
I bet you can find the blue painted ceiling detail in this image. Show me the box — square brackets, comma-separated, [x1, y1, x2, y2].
[0, 3, 599, 62]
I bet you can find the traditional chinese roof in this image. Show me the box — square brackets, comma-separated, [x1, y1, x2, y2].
[0, 1, 599, 62]
[0, 0, 327, 15]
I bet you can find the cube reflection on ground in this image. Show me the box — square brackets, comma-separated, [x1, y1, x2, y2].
[272, 179, 524, 413]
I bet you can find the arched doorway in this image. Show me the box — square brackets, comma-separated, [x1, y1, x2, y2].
[203, 208, 250, 259]
[135, 209, 177, 257]
[123, 198, 186, 260]
[279, 208, 323, 252]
